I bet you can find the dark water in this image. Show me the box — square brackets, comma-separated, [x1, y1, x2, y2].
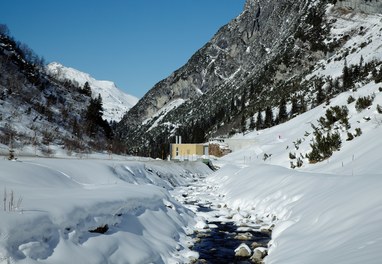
[192, 221, 271, 264]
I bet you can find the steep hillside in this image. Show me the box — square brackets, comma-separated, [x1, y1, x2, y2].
[47, 62, 138, 122]
[0, 31, 115, 156]
[116, 0, 382, 158]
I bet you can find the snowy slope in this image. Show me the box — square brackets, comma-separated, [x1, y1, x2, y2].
[206, 51, 382, 264]
[47, 62, 138, 122]
[199, 7, 382, 263]
[205, 82, 382, 263]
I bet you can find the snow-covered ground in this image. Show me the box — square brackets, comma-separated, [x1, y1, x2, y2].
[47, 62, 139, 122]
[0, 157, 211, 263]
[205, 74, 382, 263]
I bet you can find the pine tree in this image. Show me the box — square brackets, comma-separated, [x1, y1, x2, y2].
[249, 115, 256, 130]
[290, 97, 299, 117]
[315, 82, 325, 106]
[278, 97, 288, 124]
[85, 94, 104, 137]
[241, 114, 246, 133]
[264, 106, 274, 128]
[342, 59, 353, 91]
[230, 95, 236, 112]
[256, 109, 263, 130]
[82, 81, 92, 96]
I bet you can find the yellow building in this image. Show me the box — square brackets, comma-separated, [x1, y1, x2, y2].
[170, 143, 209, 161]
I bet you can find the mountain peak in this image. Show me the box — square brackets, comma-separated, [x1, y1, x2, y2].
[47, 62, 138, 122]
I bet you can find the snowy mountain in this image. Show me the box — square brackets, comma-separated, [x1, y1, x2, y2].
[116, 0, 382, 159]
[47, 62, 138, 122]
[0, 31, 129, 155]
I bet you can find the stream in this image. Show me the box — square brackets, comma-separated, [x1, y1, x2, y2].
[192, 220, 270, 263]
[173, 176, 274, 264]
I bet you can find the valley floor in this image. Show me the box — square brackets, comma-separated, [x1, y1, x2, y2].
[1, 151, 381, 264]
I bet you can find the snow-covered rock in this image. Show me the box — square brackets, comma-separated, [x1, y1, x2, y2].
[251, 247, 268, 264]
[235, 243, 252, 257]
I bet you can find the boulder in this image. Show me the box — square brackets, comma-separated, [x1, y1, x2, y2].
[250, 247, 268, 264]
[234, 232, 253, 241]
[234, 243, 252, 257]
[251, 241, 265, 249]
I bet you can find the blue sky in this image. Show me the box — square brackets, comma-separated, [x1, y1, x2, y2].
[1, 0, 245, 98]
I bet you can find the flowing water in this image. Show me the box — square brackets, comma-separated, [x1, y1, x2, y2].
[175, 179, 272, 263]
[192, 220, 270, 263]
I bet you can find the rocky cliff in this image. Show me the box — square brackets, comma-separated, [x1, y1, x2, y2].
[116, 0, 382, 158]
[117, 0, 319, 155]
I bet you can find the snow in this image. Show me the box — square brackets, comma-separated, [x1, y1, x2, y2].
[46, 62, 139, 122]
[204, 75, 382, 263]
[0, 157, 211, 263]
[143, 98, 185, 132]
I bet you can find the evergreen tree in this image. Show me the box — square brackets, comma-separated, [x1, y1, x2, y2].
[85, 94, 105, 137]
[230, 95, 236, 112]
[290, 97, 299, 117]
[315, 81, 325, 106]
[278, 97, 288, 124]
[82, 81, 92, 96]
[264, 106, 274, 128]
[375, 68, 382, 83]
[249, 115, 256, 130]
[342, 59, 353, 91]
[326, 77, 334, 98]
[256, 109, 263, 130]
[241, 114, 246, 133]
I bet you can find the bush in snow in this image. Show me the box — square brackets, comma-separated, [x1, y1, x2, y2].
[377, 104, 382, 114]
[8, 148, 15, 160]
[318, 105, 350, 130]
[354, 128, 362, 137]
[308, 125, 341, 163]
[347, 95, 355, 104]
[355, 95, 374, 112]
[346, 132, 354, 141]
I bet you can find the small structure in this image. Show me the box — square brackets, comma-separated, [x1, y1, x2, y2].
[170, 136, 209, 161]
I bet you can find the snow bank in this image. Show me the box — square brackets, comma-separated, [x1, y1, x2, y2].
[207, 77, 382, 263]
[209, 162, 382, 263]
[0, 158, 211, 263]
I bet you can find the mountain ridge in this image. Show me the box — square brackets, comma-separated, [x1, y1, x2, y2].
[116, 0, 321, 156]
[116, 0, 382, 159]
[47, 62, 138, 122]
